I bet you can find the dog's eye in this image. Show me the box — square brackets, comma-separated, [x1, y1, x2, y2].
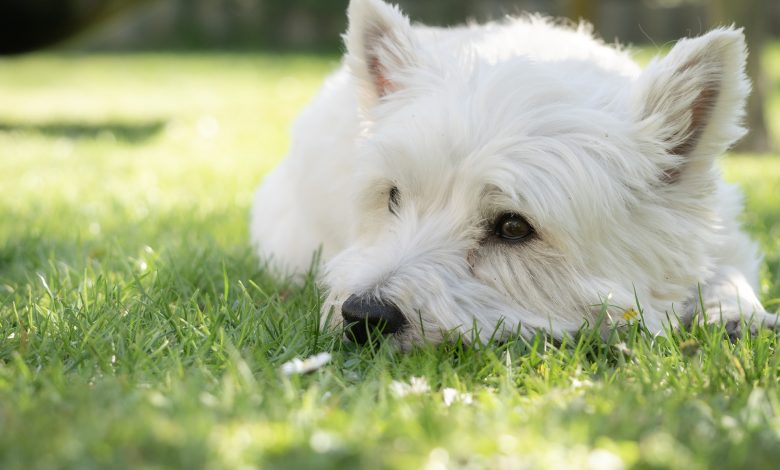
[495, 213, 534, 241]
[388, 186, 400, 214]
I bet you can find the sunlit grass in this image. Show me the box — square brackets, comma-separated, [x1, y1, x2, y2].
[0, 49, 779, 469]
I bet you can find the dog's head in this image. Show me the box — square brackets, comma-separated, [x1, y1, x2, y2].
[324, 0, 750, 348]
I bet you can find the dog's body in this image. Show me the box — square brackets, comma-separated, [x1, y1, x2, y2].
[251, 0, 775, 347]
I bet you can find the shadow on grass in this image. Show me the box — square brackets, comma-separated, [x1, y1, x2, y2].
[0, 120, 166, 143]
[0, 204, 288, 304]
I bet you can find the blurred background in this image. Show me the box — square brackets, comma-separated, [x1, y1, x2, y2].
[1, 0, 779, 151]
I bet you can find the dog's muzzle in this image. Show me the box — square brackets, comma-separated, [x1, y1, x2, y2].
[341, 294, 407, 345]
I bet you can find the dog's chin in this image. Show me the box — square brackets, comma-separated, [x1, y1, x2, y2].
[339, 328, 413, 351]
[339, 326, 446, 351]
[387, 330, 419, 352]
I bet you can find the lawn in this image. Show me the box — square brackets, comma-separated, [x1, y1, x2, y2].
[1, 48, 780, 470]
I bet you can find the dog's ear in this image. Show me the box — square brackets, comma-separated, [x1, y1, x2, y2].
[632, 28, 749, 185]
[344, 0, 417, 106]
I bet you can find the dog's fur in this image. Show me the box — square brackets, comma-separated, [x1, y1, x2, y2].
[251, 0, 776, 347]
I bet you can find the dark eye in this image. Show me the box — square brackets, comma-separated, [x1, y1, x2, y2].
[388, 186, 400, 214]
[494, 213, 534, 241]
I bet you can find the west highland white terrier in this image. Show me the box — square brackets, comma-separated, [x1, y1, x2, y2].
[251, 0, 777, 347]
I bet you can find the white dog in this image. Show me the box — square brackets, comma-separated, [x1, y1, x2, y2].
[251, 0, 776, 347]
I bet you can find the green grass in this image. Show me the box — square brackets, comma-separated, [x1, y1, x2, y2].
[1, 50, 780, 470]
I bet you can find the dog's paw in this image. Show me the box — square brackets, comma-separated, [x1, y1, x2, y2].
[721, 311, 780, 342]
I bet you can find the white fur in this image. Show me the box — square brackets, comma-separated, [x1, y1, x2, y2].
[251, 0, 777, 346]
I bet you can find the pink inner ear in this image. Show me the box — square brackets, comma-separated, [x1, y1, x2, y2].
[661, 77, 720, 184]
[369, 56, 395, 97]
[669, 86, 719, 157]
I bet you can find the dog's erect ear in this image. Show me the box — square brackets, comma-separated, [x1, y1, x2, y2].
[345, 0, 417, 106]
[632, 28, 749, 184]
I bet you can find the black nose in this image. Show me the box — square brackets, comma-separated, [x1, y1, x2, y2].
[341, 294, 407, 345]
